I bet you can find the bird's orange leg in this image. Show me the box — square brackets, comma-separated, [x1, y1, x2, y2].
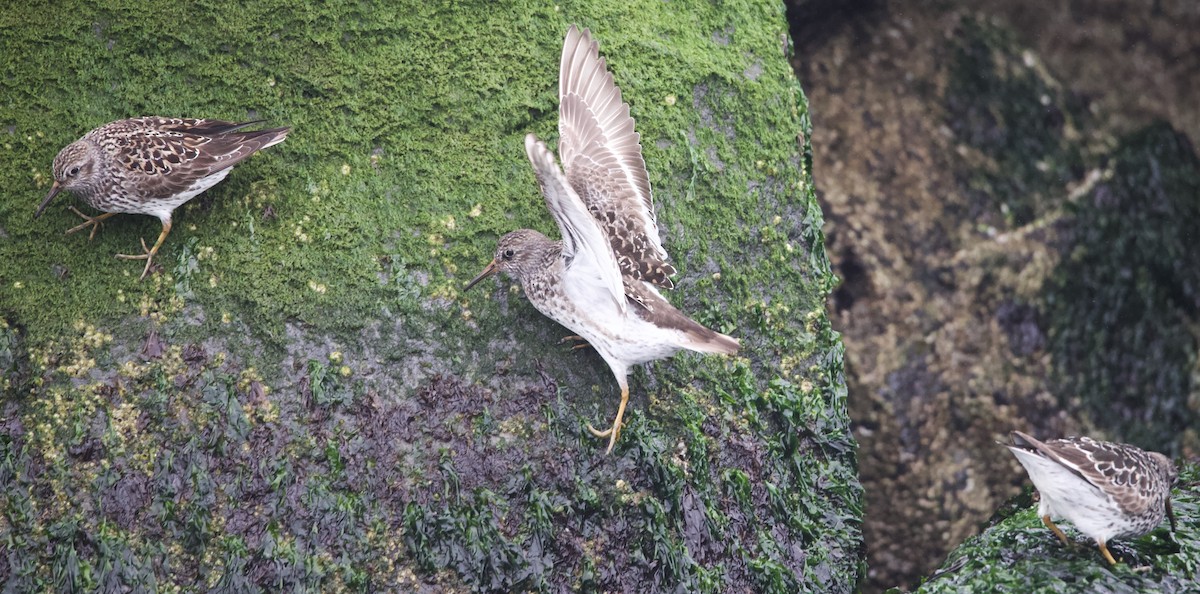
[1042, 515, 1070, 545]
[116, 219, 172, 280]
[587, 382, 630, 455]
[65, 207, 118, 241]
[1097, 539, 1118, 566]
[560, 335, 592, 350]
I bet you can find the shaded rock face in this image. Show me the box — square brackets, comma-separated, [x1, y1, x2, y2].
[1045, 125, 1200, 450]
[0, 2, 863, 593]
[790, 0, 1200, 591]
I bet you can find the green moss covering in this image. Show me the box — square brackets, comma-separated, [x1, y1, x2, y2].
[908, 460, 1200, 593]
[0, 0, 860, 591]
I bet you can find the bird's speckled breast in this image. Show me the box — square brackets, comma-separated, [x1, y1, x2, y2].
[520, 253, 684, 368]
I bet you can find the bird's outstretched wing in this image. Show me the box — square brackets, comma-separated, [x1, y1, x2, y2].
[557, 25, 676, 289]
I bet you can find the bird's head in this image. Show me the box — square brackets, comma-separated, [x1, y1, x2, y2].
[464, 229, 554, 290]
[36, 140, 100, 218]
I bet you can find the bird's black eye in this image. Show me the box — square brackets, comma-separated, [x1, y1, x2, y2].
[502, 248, 515, 261]
[68, 166, 80, 177]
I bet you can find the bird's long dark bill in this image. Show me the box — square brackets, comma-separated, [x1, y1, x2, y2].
[34, 181, 63, 219]
[464, 259, 498, 291]
[1167, 498, 1177, 534]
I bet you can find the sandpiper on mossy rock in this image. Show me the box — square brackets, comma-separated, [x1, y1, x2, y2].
[0, 1, 862, 591]
[909, 459, 1199, 593]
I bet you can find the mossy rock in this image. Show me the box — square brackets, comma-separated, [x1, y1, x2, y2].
[910, 459, 1200, 593]
[0, 1, 861, 591]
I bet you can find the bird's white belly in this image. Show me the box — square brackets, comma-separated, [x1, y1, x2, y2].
[1045, 487, 1127, 542]
[1013, 449, 1125, 542]
[535, 297, 682, 367]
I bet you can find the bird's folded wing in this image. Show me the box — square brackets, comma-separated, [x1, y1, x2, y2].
[108, 118, 288, 198]
[525, 133, 627, 315]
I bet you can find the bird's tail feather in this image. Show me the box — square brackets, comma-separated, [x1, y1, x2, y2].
[684, 329, 740, 356]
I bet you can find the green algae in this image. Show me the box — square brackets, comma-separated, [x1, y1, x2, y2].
[910, 460, 1200, 593]
[0, 0, 859, 591]
[0, 319, 29, 393]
